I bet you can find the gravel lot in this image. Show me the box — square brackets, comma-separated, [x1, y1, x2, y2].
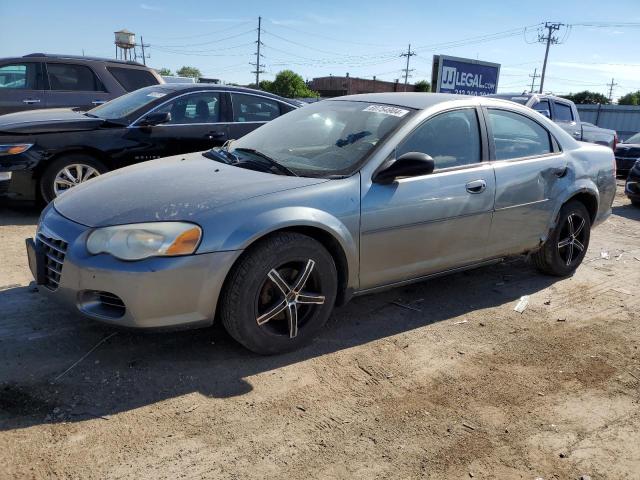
[1, 181, 638, 479]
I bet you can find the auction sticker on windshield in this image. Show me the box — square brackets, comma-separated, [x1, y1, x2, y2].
[363, 105, 409, 117]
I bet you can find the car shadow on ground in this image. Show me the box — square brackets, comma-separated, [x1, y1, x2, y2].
[612, 203, 640, 221]
[0, 256, 559, 432]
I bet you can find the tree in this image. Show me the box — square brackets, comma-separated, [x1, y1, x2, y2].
[267, 70, 318, 98]
[258, 79, 273, 92]
[156, 67, 172, 76]
[414, 80, 431, 92]
[176, 66, 202, 78]
[618, 90, 640, 106]
[561, 91, 610, 105]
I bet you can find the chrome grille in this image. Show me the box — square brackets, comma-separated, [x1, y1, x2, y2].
[37, 232, 68, 290]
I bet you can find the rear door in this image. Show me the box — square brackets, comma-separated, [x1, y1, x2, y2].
[552, 99, 581, 140]
[44, 62, 111, 111]
[485, 107, 569, 256]
[126, 90, 228, 162]
[227, 92, 291, 140]
[0, 62, 46, 114]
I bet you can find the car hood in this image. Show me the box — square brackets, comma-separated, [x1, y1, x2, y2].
[53, 153, 328, 227]
[0, 108, 105, 134]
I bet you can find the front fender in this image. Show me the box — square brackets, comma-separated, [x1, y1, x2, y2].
[202, 206, 360, 290]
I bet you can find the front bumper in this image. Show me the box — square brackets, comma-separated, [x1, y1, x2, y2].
[626, 179, 640, 202]
[32, 206, 242, 329]
[616, 156, 640, 173]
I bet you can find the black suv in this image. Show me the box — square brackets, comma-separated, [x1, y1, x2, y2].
[0, 54, 163, 115]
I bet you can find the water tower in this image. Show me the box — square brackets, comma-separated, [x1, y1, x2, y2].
[114, 29, 136, 61]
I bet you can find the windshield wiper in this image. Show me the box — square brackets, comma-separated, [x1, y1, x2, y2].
[233, 148, 298, 177]
[202, 148, 236, 164]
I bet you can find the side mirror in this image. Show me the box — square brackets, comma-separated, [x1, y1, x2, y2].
[373, 152, 435, 184]
[139, 111, 171, 126]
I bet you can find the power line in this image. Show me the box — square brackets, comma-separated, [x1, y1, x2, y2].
[400, 44, 416, 91]
[153, 28, 256, 48]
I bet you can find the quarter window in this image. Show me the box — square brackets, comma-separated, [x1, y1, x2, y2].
[554, 102, 574, 122]
[0, 63, 40, 89]
[107, 67, 158, 92]
[46, 63, 105, 92]
[232, 93, 280, 122]
[398, 109, 482, 170]
[154, 92, 220, 124]
[488, 109, 552, 160]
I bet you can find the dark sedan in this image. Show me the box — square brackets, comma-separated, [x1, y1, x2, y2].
[0, 84, 300, 202]
[615, 132, 640, 175]
[625, 159, 640, 207]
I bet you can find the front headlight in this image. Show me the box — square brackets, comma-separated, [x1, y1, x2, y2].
[0, 144, 33, 156]
[86, 222, 202, 261]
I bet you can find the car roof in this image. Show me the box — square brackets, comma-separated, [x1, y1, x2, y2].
[331, 92, 469, 110]
[152, 83, 301, 105]
[14, 53, 147, 67]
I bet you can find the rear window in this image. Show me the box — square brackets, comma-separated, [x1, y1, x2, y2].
[46, 63, 105, 92]
[107, 67, 159, 92]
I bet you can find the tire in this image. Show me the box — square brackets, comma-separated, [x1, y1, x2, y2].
[220, 232, 338, 355]
[531, 200, 591, 277]
[631, 198, 640, 208]
[40, 154, 107, 203]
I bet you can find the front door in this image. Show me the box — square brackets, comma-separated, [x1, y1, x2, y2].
[484, 107, 569, 256]
[360, 108, 495, 290]
[126, 91, 228, 164]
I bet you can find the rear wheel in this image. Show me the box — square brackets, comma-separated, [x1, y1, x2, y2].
[631, 198, 640, 207]
[531, 201, 591, 276]
[40, 154, 107, 202]
[220, 232, 337, 355]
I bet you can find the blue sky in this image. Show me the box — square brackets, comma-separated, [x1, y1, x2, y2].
[1, 0, 640, 100]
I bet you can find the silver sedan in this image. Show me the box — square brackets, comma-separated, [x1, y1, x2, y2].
[27, 93, 616, 354]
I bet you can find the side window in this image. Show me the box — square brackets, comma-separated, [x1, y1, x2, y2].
[554, 102, 574, 122]
[46, 63, 105, 92]
[0, 63, 40, 89]
[398, 109, 481, 170]
[488, 109, 552, 160]
[533, 99, 551, 118]
[107, 67, 158, 92]
[232, 93, 280, 122]
[154, 92, 220, 124]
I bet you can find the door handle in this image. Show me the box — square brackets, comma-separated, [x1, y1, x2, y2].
[465, 179, 487, 194]
[22, 99, 41, 104]
[91, 100, 106, 105]
[206, 131, 226, 139]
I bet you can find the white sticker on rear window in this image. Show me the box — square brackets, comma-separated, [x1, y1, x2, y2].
[363, 105, 409, 117]
[147, 92, 166, 98]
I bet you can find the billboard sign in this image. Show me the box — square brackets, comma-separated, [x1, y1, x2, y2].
[432, 55, 500, 96]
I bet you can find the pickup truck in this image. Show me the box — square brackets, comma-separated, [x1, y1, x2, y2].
[488, 93, 618, 149]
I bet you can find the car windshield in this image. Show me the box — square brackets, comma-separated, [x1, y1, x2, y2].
[227, 100, 413, 177]
[88, 86, 174, 120]
[625, 132, 640, 144]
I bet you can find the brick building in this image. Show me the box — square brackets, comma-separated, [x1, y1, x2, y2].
[309, 74, 416, 97]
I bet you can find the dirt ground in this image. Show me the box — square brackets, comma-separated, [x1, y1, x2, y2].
[0, 181, 638, 480]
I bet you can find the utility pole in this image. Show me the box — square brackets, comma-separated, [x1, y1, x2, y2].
[139, 36, 150, 66]
[538, 22, 563, 94]
[529, 68, 540, 93]
[400, 44, 416, 92]
[607, 78, 618, 102]
[251, 16, 265, 87]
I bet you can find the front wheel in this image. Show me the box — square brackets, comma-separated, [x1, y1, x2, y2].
[220, 232, 338, 355]
[531, 200, 591, 276]
[40, 155, 107, 202]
